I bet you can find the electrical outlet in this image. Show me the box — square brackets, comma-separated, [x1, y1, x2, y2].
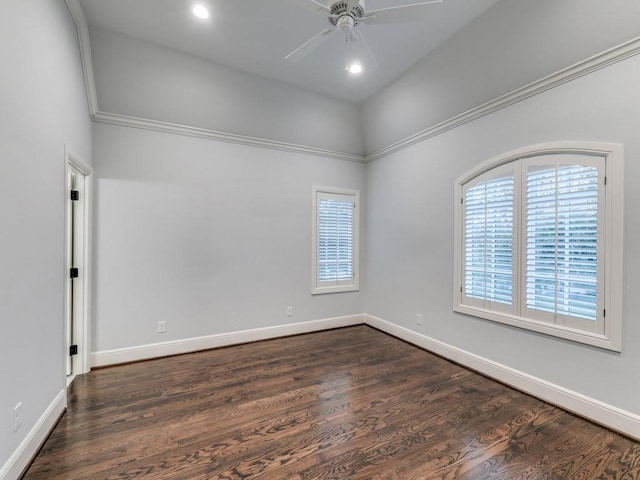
[286, 306, 293, 317]
[416, 314, 423, 326]
[14, 402, 22, 432]
[157, 321, 167, 333]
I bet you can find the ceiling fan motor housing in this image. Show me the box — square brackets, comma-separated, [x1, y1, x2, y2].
[328, 0, 366, 26]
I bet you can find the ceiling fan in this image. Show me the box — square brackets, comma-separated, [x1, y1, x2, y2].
[285, 0, 443, 73]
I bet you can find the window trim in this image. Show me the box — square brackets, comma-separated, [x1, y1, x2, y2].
[453, 142, 624, 351]
[312, 186, 360, 295]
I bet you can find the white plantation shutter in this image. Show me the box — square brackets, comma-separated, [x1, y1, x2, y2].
[318, 195, 354, 282]
[313, 188, 359, 294]
[455, 143, 621, 350]
[463, 168, 514, 311]
[523, 158, 604, 330]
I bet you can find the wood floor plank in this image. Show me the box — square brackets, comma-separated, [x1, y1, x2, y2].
[22, 326, 640, 479]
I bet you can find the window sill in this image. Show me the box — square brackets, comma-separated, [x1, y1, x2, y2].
[454, 304, 621, 352]
[312, 284, 359, 295]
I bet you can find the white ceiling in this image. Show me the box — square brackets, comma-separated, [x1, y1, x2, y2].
[79, 0, 500, 103]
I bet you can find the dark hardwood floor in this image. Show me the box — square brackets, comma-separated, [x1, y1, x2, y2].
[23, 326, 640, 479]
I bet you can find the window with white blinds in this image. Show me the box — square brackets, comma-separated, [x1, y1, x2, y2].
[454, 143, 623, 351]
[312, 187, 359, 294]
[523, 160, 603, 329]
[464, 171, 514, 309]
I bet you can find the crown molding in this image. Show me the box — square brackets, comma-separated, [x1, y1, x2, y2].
[365, 35, 640, 162]
[92, 111, 366, 162]
[65, 0, 99, 115]
[66, 0, 640, 164]
[65, 0, 365, 163]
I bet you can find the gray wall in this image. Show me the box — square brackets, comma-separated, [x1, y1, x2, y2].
[0, 0, 92, 472]
[3, 0, 640, 473]
[362, 0, 640, 155]
[90, 27, 365, 157]
[92, 122, 366, 353]
[365, 51, 640, 415]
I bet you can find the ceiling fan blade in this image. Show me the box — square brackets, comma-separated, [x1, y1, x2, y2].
[285, 28, 337, 62]
[307, 0, 331, 13]
[363, 0, 443, 24]
[344, 28, 378, 72]
[350, 30, 379, 70]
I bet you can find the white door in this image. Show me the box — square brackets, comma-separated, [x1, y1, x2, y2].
[66, 166, 85, 377]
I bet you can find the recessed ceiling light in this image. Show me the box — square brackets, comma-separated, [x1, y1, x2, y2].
[192, 4, 210, 19]
[347, 63, 363, 75]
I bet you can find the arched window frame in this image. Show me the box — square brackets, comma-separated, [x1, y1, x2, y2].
[453, 142, 624, 351]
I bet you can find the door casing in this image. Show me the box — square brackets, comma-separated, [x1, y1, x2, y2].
[64, 144, 92, 385]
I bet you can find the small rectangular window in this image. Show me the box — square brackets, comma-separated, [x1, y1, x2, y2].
[312, 187, 359, 294]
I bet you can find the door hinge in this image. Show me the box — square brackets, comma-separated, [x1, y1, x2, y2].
[70, 190, 79, 201]
[69, 345, 78, 356]
[70, 267, 79, 279]
[603, 309, 606, 318]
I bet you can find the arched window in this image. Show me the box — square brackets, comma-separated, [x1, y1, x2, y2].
[454, 142, 623, 351]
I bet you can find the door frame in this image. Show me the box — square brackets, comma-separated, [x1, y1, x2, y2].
[64, 144, 92, 384]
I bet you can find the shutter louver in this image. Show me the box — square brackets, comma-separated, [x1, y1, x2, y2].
[464, 175, 514, 305]
[456, 145, 618, 350]
[526, 164, 599, 321]
[318, 196, 353, 283]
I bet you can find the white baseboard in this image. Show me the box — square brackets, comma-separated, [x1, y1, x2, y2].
[7, 317, 635, 479]
[91, 312, 640, 440]
[365, 314, 640, 441]
[91, 314, 365, 367]
[0, 389, 66, 480]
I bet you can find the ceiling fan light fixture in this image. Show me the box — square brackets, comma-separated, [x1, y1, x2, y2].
[192, 4, 210, 19]
[285, 0, 442, 70]
[347, 62, 363, 74]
